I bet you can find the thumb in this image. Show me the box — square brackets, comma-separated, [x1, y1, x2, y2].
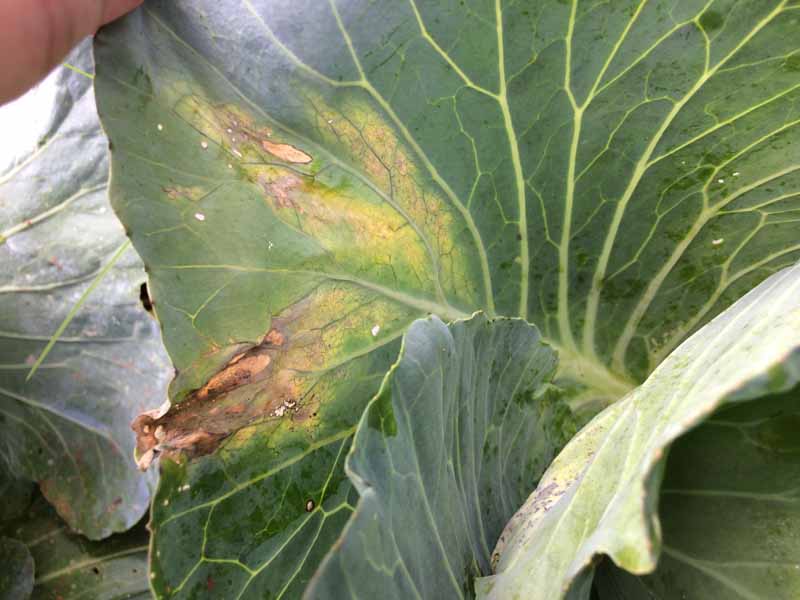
[0, 0, 143, 105]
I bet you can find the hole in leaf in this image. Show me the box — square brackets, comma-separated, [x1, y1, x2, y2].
[140, 282, 153, 313]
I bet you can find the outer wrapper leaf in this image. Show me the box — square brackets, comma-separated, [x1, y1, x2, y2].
[0, 42, 171, 538]
[480, 261, 800, 599]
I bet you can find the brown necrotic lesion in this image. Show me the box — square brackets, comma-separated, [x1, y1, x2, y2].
[132, 282, 416, 468]
[261, 139, 312, 163]
[132, 325, 288, 469]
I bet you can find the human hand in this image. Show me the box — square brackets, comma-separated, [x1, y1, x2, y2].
[0, 0, 143, 104]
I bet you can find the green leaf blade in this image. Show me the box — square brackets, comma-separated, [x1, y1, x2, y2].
[306, 314, 575, 599]
[595, 384, 800, 600]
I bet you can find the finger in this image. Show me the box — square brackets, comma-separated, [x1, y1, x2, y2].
[0, 0, 143, 104]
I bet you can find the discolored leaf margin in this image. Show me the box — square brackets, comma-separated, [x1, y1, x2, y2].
[0, 41, 171, 538]
[305, 313, 576, 599]
[480, 261, 800, 599]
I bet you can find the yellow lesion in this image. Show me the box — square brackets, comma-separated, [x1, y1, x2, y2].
[307, 93, 480, 306]
[257, 173, 433, 290]
[176, 96, 274, 151]
[241, 281, 415, 438]
[264, 282, 415, 374]
[137, 94, 483, 463]
[174, 94, 480, 309]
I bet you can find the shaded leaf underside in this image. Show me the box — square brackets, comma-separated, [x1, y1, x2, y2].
[93, 0, 800, 596]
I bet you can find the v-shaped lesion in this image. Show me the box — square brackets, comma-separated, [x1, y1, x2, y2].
[133, 279, 417, 467]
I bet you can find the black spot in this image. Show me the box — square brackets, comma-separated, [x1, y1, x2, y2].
[92, 567, 100, 575]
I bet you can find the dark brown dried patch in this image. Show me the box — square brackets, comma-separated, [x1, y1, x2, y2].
[132, 311, 306, 468]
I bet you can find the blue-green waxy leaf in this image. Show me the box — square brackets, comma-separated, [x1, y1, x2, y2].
[0, 41, 171, 538]
[93, 0, 800, 594]
[306, 314, 575, 599]
[481, 261, 800, 599]
[0, 493, 150, 600]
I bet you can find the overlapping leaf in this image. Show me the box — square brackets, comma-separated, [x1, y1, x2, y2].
[0, 42, 171, 538]
[594, 384, 800, 599]
[480, 261, 800, 599]
[306, 314, 574, 598]
[94, 0, 800, 593]
[0, 493, 150, 600]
